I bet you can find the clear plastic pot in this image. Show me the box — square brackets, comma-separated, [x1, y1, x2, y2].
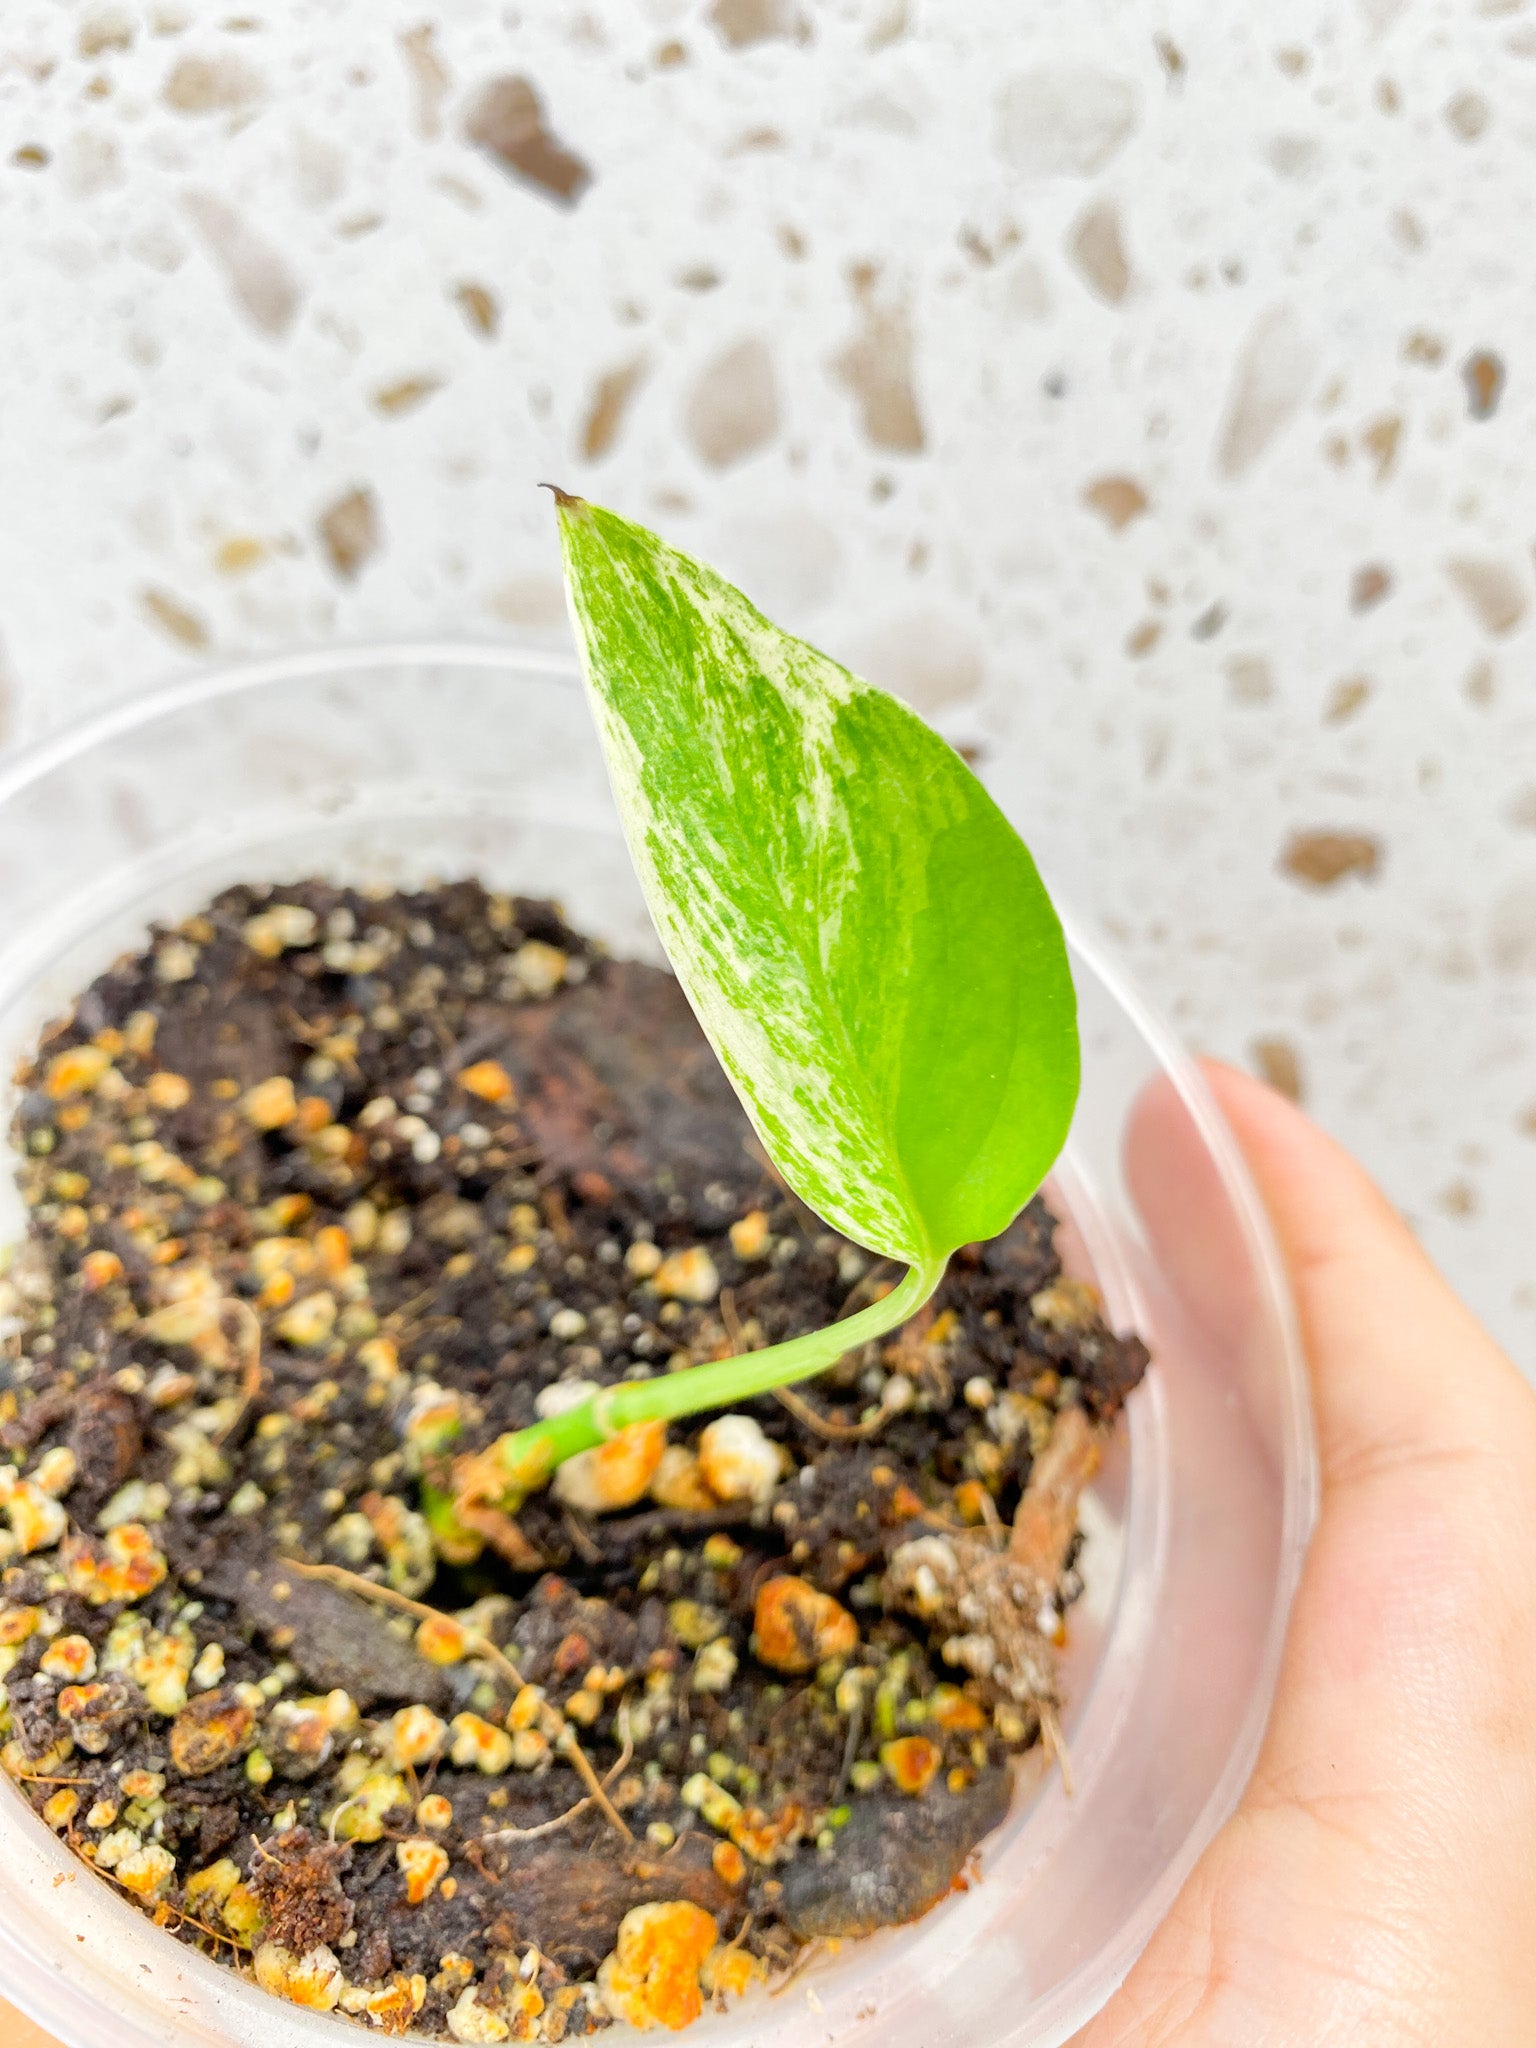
[0, 647, 1316, 2048]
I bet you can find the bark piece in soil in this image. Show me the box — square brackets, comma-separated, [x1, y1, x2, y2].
[777, 1768, 1014, 1939]
[487, 960, 765, 1200]
[202, 1551, 452, 1710]
[66, 1384, 143, 1517]
[481, 1836, 736, 1978]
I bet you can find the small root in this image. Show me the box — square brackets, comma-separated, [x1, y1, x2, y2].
[718, 1286, 748, 1357]
[454, 1493, 546, 1571]
[485, 1702, 634, 1850]
[213, 1299, 263, 1444]
[177, 1907, 249, 1955]
[540, 1187, 572, 1245]
[560, 1508, 602, 1567]
[462, 1839, 504, 1883]
[767, 1938, 826, 1997]
[1010, 1407, 1100, 1581]
[884, 1303, 952, 1405]
[977, 1487, 1007, 1552]
[836, 1259, 898, 1318]
[916, 1508, 977, 1539]
[384, 1287, 436, 1331]
[712, 1913, 755, 2011]
[557, 1724, 632, 1842]
[280, 1555, 524, 1695]
[483, 1804, 587, 1849]
[1039, 1702, 1075, 1798]
[773, 1384, 887, 1443]
[606, 1699, 636, 1787]
[139, 1882, 250, 1956]
[328, 1793, 364, 1844]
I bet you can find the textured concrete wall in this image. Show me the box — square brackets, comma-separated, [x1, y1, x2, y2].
[0, 0, 1531, 1362]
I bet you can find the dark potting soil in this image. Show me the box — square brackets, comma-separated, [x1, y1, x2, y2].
[0, 880, 1149, 2038]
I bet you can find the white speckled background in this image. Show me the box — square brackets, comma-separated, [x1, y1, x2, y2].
[0, 0, 1531, 1365]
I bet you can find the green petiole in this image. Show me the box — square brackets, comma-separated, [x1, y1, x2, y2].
[478, 1258, 941, 1511]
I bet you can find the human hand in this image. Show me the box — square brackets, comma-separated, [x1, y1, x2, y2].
[1076, 1063, 1536, 2047]
[0, 1993, 56, 2048]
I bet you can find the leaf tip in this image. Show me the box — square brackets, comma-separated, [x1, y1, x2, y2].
[540, 481, 587, 515]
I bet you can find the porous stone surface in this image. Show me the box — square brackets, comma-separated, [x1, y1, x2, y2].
[0, 1, 1530, 1363]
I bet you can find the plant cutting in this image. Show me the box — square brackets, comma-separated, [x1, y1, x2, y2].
[448, 493, 1080, 1528]
[0, 502, 1150, 2039]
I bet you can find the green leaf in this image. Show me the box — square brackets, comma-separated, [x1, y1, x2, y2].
[555, 494, 1079, 1270]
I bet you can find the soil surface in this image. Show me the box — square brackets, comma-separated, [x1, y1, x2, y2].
[0, 880, 1149, 2039]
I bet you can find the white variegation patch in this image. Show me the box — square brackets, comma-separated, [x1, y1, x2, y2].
[562, 510, 919, 1259]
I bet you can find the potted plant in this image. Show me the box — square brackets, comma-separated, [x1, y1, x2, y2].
[0, 506, 1313, 2048]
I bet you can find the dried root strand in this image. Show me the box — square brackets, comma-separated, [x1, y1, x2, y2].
[1038, 1701, 1075, 1799]
[711, 1913, 755, 2011]
[883, 1407, 1104, 1717]
[483, 1805, 587, 1849]
[557, 1723, 632, 1842]
[560, 1508, 602, 1566]
[486, 1700, 635, 1848]
[718, 1286, 748, 1358]
[1010, 1404, 1099, 1581]
[773, 1383, 888, 1443]
[767, 1937, 826, 1998]
[883, 1301, 951, 1406]
[453, 1493, 547, 1571]
[279, 1555, 524, 1694]
[213, 1299, 263, 1444]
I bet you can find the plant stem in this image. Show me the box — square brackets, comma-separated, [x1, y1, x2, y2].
[420, 1481, 486, 1564]
[477, 1258, 943, 1510]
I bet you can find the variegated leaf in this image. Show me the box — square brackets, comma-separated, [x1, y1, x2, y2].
[555, 495, 1079, 1269]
